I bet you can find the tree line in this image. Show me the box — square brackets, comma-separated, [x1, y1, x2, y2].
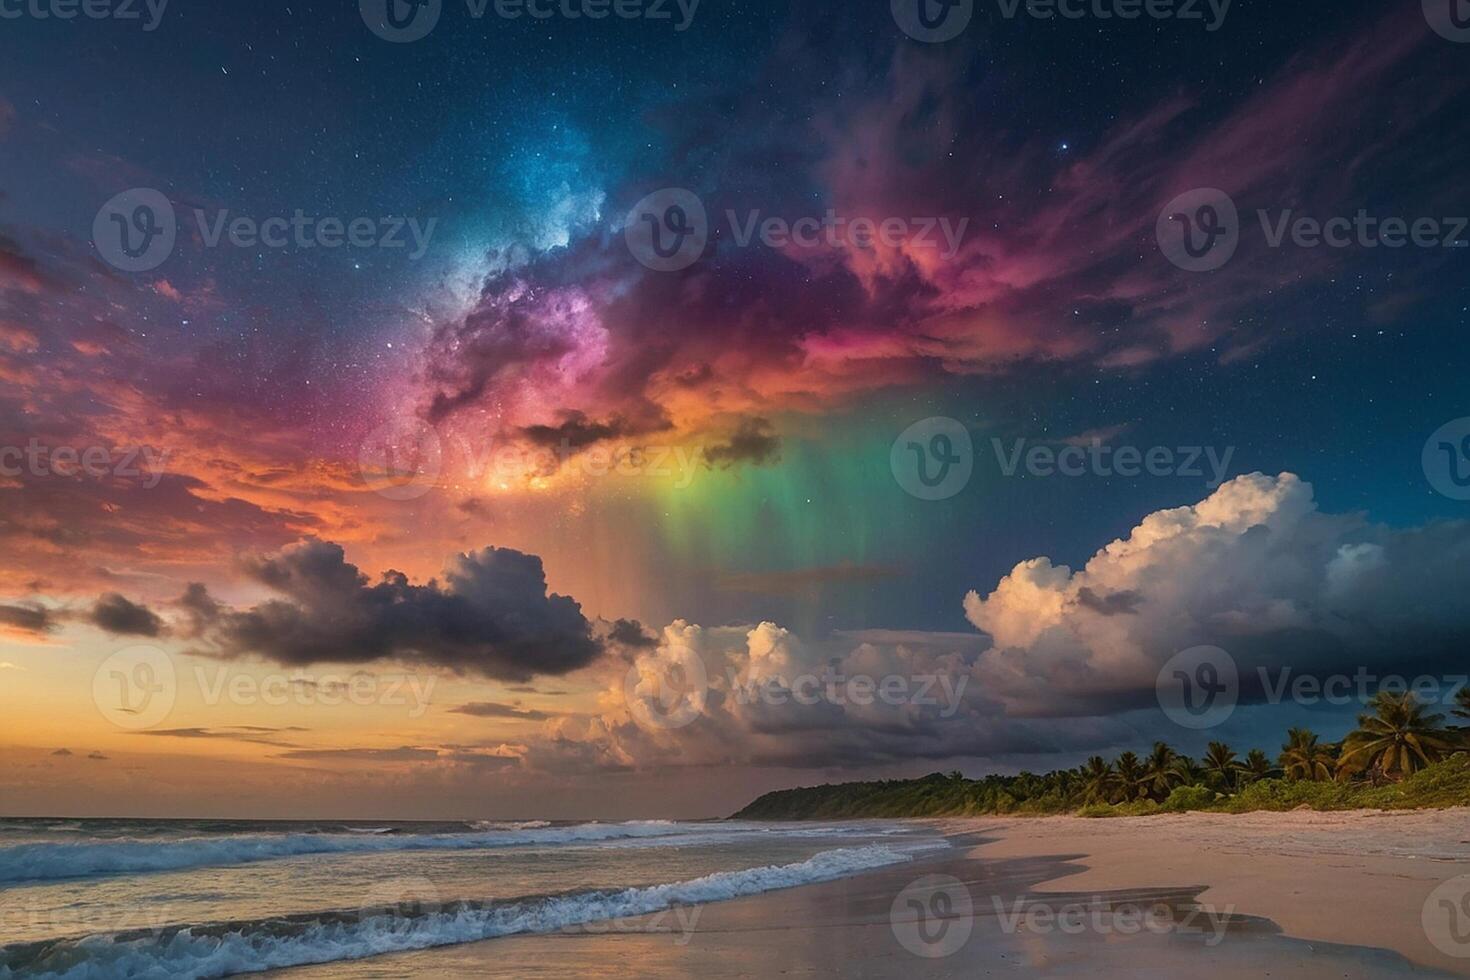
[735, 690, 1470, 820]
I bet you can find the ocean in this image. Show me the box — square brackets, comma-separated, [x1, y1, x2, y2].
[0, 817, 950, 978]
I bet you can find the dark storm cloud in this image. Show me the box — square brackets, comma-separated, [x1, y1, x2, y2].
[607, 618, 659, 649]
[449, 702, 552, 721]
[90, 593, 164, 636]
[191, 540, 603, 680]
[0, 603, 54, 634]
[177, 582, 222, 637]
[702, 418, 781, 469]
[2, 595, 167, 637]
[519, 410, 671, 451]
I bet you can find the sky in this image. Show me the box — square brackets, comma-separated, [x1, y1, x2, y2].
[1, 0, 1469, 819]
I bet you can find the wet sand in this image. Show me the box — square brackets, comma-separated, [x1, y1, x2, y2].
[270, 811, 1470, 978]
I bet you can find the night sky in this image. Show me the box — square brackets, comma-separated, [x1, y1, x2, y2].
[2, 0, 1469, 817]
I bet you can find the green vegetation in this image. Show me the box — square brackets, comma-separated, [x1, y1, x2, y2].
[734, 692, 1470, 820]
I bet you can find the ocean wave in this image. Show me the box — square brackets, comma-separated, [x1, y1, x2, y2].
[0, 821, 711, 885]
[466, 820, 552, 831]
[0, 844, 932, 979]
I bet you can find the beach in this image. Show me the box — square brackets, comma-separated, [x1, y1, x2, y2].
[267, 809, 1470, 979]
[970, 808, 1470, 975]
[4, 810, 1467, 977]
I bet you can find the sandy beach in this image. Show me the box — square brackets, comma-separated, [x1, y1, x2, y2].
[969, 808, 1470, 975]
[268, 808, 1470, 978]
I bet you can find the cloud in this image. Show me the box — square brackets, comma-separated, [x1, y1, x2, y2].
[522, 474, 1470, 772]
[1, 594, 164, 638]
[133, 726, 308, 746]
[90, 593, 165, 636]
[520, 410, 669, 452]
[0, 603, 53, 635]
[702, 418, 781, 469]
[0, 662, 22, 671]
[606, 619, 658, 649]
[277, 746, 443, 762]
[449, 702, 552, 721]
[0, 235, 53, 295]
[963, 473, 1470, 717]
[276, 746, 521, 769]
[190, 540, 603, 680]
[520, 620, 1022, 772]
[402, 7, 1461, 474]
[87, 752, 108, 761]
[50, 748, 71, 757]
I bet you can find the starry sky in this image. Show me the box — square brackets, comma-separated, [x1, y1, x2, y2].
[1, 0, 1469, 818]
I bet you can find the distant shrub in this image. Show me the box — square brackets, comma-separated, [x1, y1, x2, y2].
[1224, 778, 1352, 812]
[1357, 752, 1470, 810]
[1162, 785, 1217, 811]
[1077, 802, 1118, 818]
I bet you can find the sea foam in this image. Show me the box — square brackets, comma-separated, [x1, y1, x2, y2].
[0, 843, 937, 979]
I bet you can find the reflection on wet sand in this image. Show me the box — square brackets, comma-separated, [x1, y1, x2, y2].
[269, 830, 1450, 979]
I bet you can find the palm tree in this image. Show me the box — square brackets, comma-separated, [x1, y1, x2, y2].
[1144, 742, 1185, 801]
[1453, 687, 1470, 747]
[1242, 749, 1277, 783]
[1114, 751, 1148, 802]
[1278, 728, 1335, 782]
[1079, 756, 1117, 804]
[1201, 741, 1245, 791]
[1337, 692, 1457, 782]
[1172, 754, 1204, 786]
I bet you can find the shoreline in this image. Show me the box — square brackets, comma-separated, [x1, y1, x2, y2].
[266, 809, 1469, 978]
